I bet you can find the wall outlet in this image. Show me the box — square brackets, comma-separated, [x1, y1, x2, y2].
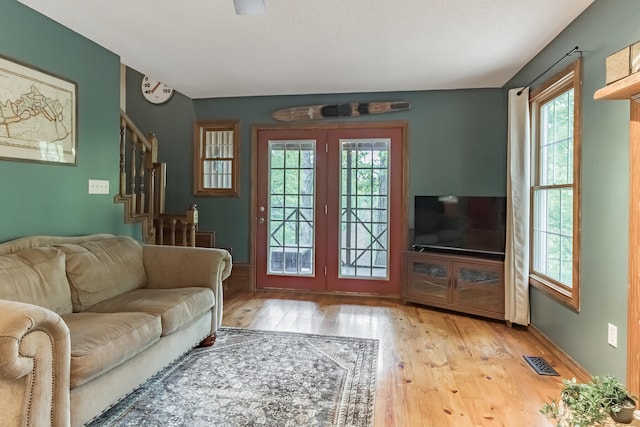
[88, 179, 109, 195]
[608, 323, 618, 348]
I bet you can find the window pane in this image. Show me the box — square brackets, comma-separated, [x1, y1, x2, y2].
[540, 89, 573, 186]
[203, 160, 233, 189]
[270, 169, 284, 194]
[533, 188, 573, 287]
[270, 147, 284, 168]
[205, 130, 234, 159]
[285, 169, 300, 194]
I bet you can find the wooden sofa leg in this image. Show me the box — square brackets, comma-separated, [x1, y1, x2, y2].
[198, 332, 217, 347]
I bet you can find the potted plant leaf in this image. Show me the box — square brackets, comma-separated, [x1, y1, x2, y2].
[541, 376, 637, 426]
[598, 376, 637, 424]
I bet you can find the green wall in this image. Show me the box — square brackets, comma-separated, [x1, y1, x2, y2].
[125, 70, 507, 262]
[124, 68, 198, 219]
[505, 0, 640, 380]
[0, 0, 136, 242]
[194, 90, 508, 263]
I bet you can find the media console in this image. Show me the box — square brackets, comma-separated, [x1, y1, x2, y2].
[402, 249, 505, 320]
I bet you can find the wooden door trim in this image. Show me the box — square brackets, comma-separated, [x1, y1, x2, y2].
[250, 121, 409, 293]
[594, 78, 640, 395]
[628, 98, 640, 396]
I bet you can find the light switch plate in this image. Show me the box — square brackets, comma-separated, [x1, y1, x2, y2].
[608, 323, 618, 348]
[88, 179, 109, 195]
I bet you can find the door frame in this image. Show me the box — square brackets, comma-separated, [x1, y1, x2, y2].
[628, 99, 640, 396]
[250, 121, 409, 294]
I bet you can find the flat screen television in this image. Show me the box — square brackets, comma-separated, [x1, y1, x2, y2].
[413, 195, 507, 258]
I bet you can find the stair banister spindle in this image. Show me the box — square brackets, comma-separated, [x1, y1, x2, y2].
[130, 133, 138, 212]
[148, 167, 156, 242]
[157, 217, 165, 246]
[138, 144, 146, 215]
[180, 219, 188, 246]
[155, 163, 166, 215]
[145, 133, 158, 243]
[119, 118, 127, 195]
[187, 222, 196, 247]
[148, 133, 158, 163]
[170, 219, 177, 246]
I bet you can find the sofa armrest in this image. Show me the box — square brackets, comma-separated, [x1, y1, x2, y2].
[0, 299, 71, 427]
[142, 245, 232, 331]
[142, 245, 232, 288]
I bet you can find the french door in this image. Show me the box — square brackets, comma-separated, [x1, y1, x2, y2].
[255, 125, 405, 294]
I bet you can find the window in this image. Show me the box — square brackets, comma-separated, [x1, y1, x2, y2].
[529, 58, 582, 310]
[193, 120, 240, 197]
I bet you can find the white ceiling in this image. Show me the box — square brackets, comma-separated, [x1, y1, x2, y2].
[18, 0, 594, 99]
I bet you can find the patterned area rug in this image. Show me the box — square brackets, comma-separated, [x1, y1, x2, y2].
[88, 327, 378, 427]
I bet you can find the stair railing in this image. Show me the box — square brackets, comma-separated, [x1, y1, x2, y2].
[115, 110, 197, 246]
[155, 204, 199, 247]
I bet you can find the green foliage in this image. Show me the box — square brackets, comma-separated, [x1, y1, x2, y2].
[541, 376, 636, 427]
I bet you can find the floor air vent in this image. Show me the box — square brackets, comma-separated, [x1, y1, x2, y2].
[523, 355, 559, 376]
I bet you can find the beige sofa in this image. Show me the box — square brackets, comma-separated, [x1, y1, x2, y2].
[0, 234, 232, 427]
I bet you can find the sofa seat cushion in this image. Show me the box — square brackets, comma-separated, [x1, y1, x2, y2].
[0, 247, 72, 315]
[86, 287, 214, 336]
[62, 311, 161, 388]
[56, 236, 146, 312]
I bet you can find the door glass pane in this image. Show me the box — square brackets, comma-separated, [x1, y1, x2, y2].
[340, 138, 390, 279]
[267, 140, 315, 276]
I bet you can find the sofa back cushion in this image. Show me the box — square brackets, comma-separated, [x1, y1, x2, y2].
[0, 233, 116, 256]
[56, 236, 146, 312]
[0, 247, 72, 315]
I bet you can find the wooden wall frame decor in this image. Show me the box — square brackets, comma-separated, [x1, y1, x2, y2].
[0, 55, 77, 165]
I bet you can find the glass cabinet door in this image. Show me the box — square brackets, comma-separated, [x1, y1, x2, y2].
[453, 262, 504, 314]
[405, 255, 452, 304]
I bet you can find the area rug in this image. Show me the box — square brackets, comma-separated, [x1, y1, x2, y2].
[88, 327, 378, 427]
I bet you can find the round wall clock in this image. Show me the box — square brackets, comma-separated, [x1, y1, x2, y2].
[141, 75, 174, 104]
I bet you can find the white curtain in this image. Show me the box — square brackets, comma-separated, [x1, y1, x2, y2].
[504, 87, 530, 326]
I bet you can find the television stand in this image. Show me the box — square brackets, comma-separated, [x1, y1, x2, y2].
[402, 250, 505, 320]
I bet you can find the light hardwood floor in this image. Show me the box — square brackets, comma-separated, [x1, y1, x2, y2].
[222, 288, 579, 427]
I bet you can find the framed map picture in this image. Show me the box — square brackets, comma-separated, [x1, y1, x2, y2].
[0, 55, 77, 165]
